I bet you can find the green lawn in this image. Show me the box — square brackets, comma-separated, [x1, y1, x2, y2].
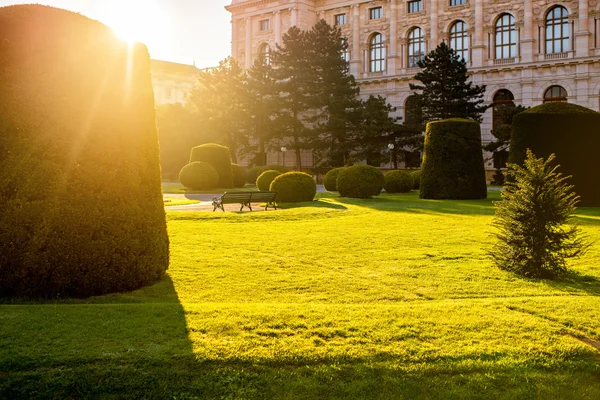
[162, 181, 257, 194]
[163, 198, 201, 206]
[2, 190, 600, 399]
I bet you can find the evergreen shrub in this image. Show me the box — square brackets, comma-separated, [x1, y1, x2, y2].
[189, 143, 233, 188]
[508, 102, 600, 206]
[256, 170, 282, 191]
[247, 166, 263, 185]
[270, 172, 316, 203]
[260, 164, 290, 174]
[384, 170, 414, 193]
[323, 167, 345, 191]
[337, 165, 384, 198]
[420, 118, 487, 199]
[231, 163, 247, 188]
[411, 170, 421, 190]
[490, 150, 588, 279]
[179, 162, 219, 190]
[0, 5, 169, 298]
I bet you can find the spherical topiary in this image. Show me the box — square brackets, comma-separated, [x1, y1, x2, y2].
[323, 167, 345, 191]
[256, 170, 282, 191]
[337, 165, 384, 198]
[231, 163, 247, 188]
[179, 162, 219, 190]
[270, 172, 316, 203]
[420, 118, 487, 200]
[0, 5, 169, 298]
[260, 164, 289, 174]
[411, 170, 421, 190]
[384, 170, 414, 193]
[189, 143, 233, 188]
[247, 166, 264, 185]
[508, 102, 600, 206]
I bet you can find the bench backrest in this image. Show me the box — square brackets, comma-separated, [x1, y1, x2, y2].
[222, 192, 252, 201]
[250, 191, 277, 202]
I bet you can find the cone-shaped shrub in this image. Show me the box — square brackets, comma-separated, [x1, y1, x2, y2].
[179, 162, 219, 190]
[0, 5, 169, 298]
[247, 166, 263, 185]
[270, 172, 316, 203]
[490, 150, 589, 279]
[323, 167, 345, 191]
[189, 143, 233, 188]
[337, 165, 384, 198]
[256, 170, 282, 191]
[384, 170, 414, 193]
[231, 164, 247, 188]
[420, 118, 487, 199]
[508, 102, 600, 206]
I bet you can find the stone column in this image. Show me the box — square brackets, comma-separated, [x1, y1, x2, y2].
[231, 19, 238, 61]
[521, 0, 534, 62]
[245, 17, 252, 68]
[291, 8, 298, 26]
[430, 0, 438, 46]
[388, 0, 398, 75]
[274, 10, 282, 45]
[350, 4, 361, 76]
[576, 0, 590, 56]
[472, 0, 485, 67]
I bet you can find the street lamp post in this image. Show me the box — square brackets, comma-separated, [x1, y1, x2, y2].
[281, 146, 287, 167]
[387, 143, 396, 169]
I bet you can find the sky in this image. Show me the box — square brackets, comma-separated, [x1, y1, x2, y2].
[0, 0, 233, 68]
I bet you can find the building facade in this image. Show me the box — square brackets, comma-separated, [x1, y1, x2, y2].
[150, 59, 201, 105]
[226, 0, 600, 169]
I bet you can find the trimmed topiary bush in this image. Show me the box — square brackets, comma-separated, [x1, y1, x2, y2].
[189, 143, 233, 188]
[411, 170, 421, 190]
[179, 162, 219, 190]
[270, 172, 316, 203]
[384, 170, 414, 193]
[323, 167, 345, 191]
[420, 118, 487, 200]
[337, 165, 384, 198]
[260, 164, 289, 174]
[508, 102, 600, 206]
[256, 170, 282, 191]
[247, 166, 264, 185]
[0, 5, 169, 298]
[231, 163, 247, 188]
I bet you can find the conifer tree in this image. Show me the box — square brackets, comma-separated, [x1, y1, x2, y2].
[490, 150, 589, 279]
[409, 42, 488, 123]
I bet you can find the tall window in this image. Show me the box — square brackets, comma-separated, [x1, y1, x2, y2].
[545, 6, 570, 54]
[450, 0, 466, 5]
[492, 89, 515, 133]
[449, 21, 469, 62]
[369, 7, 382, 20]
[259, 19, 270, 31]
[408, 1, 422, 13]
[543, 85, 568, 103]
[369, 33, 385, 72]
[407, 27, 425, 68]
[495, 14, 516, 59]
[258, 43, 270, 65]
[335, 14, 346, 26]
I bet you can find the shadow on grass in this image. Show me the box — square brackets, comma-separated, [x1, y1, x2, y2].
[540, 271, 600, 297]
[277, 199, 348, 211]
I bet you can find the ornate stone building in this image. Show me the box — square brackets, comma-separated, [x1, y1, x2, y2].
[150, 60, 201, 105]
[226, 0, 600, 169]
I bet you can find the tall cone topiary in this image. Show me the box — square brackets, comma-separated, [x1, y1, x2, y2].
[0, 5, 169, 297]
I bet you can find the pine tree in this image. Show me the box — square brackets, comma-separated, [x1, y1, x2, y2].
[409, 42, 488, 123]
[490, 150, 589, 279]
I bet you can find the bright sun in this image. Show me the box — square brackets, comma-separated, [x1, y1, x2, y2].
[99, 2, 170, 47]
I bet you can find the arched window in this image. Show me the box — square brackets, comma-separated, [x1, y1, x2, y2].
[492, 89, 515, 133]
[258, 43, 270, 65]
[545, 6, 570, 54]
[495, 14, 516, 59]
[369, 33, 385, 72]
[544, 85, 568, 103]
[407, 28, 425, 68]
[449, 21, 469, 62]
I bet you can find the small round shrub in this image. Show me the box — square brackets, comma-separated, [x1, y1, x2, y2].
[411, 170, 421, 190]
[189, 143, 233, 188]
[337, 165, 384, 198]
[247, 166, 264, 185]
[231, 164, 247, 188]
[260, 164, 289, 174]
[179, 162, 219, 190]
[270, 172, 316, 203]
[384, 170, 414, 193]
[256, 170, 282, 191]
[323, 167, 345, 191]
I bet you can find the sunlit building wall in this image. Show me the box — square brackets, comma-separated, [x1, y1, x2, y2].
[227, 0, 600, 171]
[150, 59, 200, 105]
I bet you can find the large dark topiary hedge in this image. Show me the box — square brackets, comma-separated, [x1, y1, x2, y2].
[270, 172, 316, 203]
[420, 118, 487, 200]
[189, 143, 233, 188]
[337, 165, 384, 198]
[179, 162, 219, 190]
[508, 102, 600, 206]
[0, 5, 169, 298]
[323, 167, 345, 191]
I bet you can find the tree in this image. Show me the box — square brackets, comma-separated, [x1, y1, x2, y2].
[490, 150, 589, 279]
[409, 42, 488, 123]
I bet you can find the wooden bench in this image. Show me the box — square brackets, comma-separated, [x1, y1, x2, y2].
[212, 191, 277, 212]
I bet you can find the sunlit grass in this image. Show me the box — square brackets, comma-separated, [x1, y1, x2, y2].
[2, 190, 599, 398]
[163, 198, 200, 206]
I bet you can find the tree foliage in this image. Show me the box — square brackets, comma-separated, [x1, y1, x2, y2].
[490, 151, 589, 279]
